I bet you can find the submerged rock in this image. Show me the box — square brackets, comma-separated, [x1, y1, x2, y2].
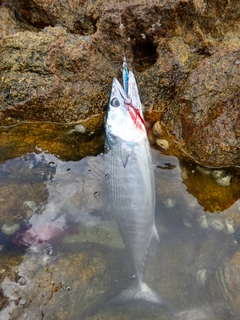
[0, 250, 107, 320]
[179, 160, 240, 212]
[207, 251, 240, 316]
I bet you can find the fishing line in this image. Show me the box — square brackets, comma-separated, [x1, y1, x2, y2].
[117, 0, 130, 95]
[117, 0, 127, 62]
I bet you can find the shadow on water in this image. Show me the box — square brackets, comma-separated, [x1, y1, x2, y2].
[0, 122, 240, 319]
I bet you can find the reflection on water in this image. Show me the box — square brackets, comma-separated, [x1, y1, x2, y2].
[0, 128, 240, 319]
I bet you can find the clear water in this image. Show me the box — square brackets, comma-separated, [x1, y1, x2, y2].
[0, 124, 240, 320]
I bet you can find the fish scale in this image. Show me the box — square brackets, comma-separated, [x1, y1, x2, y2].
[106, 144, 153, 281]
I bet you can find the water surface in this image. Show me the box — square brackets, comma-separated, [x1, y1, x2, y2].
[0, 123, 240, 320]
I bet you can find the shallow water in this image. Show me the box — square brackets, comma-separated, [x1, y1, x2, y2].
[0, 123, 240, 320]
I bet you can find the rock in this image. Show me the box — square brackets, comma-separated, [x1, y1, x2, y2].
[0, 250, 108, 319]
[0, 0, 239, 166]
[175, 51, 240, 167]
[0, 26, 112, 124]
[0, 181, 47, 226]
[180, 160, 240, 212]
[0, 117, 104, 163]
[207, 251, 240, 316]
[5, 0, 103, 34]
[63, 220, 124, 249]
[0, 6, 36, 38]
[2, 223, 20, 235]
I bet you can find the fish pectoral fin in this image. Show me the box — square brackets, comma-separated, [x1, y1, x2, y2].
[120, 144, 132, 168]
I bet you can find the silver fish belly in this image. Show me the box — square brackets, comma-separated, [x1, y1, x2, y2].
[106, 137, 158, 284]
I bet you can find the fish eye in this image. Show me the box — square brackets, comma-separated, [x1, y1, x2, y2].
[110, 97, 120, 108]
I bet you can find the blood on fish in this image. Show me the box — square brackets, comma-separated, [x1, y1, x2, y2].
[127, 104, 145, 132]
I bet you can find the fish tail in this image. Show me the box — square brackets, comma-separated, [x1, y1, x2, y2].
[109, 281, 170, 309]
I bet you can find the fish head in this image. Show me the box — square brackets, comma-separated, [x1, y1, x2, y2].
[105, 72, 146, 148]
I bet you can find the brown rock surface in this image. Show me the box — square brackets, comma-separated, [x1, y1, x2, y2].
[0, 0, 239, 166]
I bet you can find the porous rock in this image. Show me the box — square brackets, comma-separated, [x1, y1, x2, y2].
[0, 0, 239, 166]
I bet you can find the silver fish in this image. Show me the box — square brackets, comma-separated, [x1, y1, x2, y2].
[105, 63, 167, 305]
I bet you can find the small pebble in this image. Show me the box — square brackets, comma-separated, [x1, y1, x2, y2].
[181, 167, 188, 180]
[74, 124, 86, 134]
[212, 170, 224, 179]
[196, 268, 208, 286]
[156, 139, 169, 149]
[2, 223, 20, 235]
[216, 175, 231, 187]
[63, 284, 71, 291]
[212, 169, 232, 186]
[224, 218, 235, 234]
[208, 218, 225, 231]
[163, 198, 176, 208]
[198, 215, 208, 229]
[24, 201, 37, 210]
[152, 121, 163, 138]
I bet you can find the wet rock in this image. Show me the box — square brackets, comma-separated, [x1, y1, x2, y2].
[0, 25, 112, 125]
[0, 182, 47, 226]
[175, 53, 240, 167]
[0, 6, 36, 38]
[207, 251, 240, 316]
[0, 250, 107, 319]
[0, 117, 104, 163]
[180, 160, 240, 212]
[63, 221, 124, 249]
[5, 0, 103, 34]
[0, 0, 239, 166]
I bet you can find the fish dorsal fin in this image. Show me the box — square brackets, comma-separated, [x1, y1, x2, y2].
[120, 144, 132, 168]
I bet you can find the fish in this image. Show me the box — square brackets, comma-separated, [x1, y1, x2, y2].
[104, 60, 168, 306]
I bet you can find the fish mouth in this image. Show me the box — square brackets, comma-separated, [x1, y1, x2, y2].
[112, 78, 132, 105]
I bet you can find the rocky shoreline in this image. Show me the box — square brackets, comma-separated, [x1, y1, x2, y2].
[0, 0, 239, 167]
